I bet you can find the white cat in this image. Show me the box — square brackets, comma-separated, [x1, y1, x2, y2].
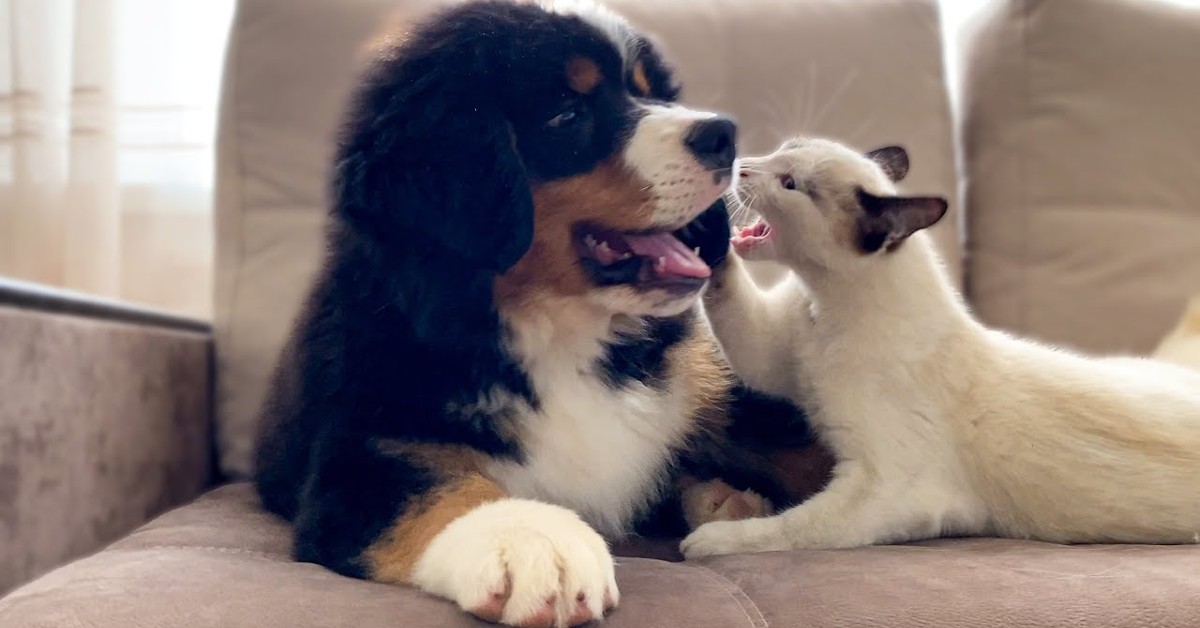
[682, 137, 1200, 558]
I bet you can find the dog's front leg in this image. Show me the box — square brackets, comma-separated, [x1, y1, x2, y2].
[293, 437, 617, 628]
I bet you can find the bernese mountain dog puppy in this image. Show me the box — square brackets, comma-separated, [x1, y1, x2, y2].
[254, 1, 813, 626]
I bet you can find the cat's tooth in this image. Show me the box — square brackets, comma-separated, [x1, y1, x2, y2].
[655, 256, 666, 271]
[584, 234, 597, 248]
[693, 247, 701, 256]
[618, 252, 633, 260]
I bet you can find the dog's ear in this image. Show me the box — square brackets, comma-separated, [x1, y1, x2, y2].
[865, 145, 910, 183]
[333, 37, 533, 273]
[855, 188, 947, 254]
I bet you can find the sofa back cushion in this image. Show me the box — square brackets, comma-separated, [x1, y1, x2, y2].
[213, 0, 958, 477]
[960, 0, 1200, 354]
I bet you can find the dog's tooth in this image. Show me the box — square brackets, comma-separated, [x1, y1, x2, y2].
[693, 247, 701, 256]
[655, 256, 666, 270]
[584, 235, 597, 247]
[619, 252, 633, 260]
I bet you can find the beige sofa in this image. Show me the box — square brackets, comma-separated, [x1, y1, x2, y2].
[3, 0, 1200, 625]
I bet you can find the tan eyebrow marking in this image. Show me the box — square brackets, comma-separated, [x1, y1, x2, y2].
[567, 56, 602, 94]
[630, 59, 651, 96]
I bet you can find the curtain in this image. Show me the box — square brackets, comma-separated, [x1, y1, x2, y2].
[0, 0, 233, 319]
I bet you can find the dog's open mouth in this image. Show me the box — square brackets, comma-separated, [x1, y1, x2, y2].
[574, 220, 712, 292]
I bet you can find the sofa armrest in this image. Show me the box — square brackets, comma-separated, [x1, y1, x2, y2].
[0, 278, 214, 594]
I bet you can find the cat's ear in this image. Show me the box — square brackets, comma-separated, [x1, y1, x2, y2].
[865, 145, 909, 182]
[855, 188, 947, 254]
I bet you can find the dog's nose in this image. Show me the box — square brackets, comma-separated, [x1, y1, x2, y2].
[685, 117, 737, 171]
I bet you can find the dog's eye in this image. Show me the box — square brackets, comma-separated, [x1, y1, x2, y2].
[546, 105, 581, 128]
[780, 174, 797, 191]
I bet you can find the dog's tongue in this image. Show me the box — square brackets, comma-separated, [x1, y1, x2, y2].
[624, 232, 711, 279]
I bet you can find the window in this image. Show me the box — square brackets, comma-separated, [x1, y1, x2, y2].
[0, 0, 235, 319]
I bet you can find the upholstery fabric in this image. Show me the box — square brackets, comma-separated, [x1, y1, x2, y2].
[960, 0, 1200, 354]
[0, 307, 212, 594]
[4, 484, 1199, 627]
[213, 0, 960, 478]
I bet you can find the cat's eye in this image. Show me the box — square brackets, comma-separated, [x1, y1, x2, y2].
[780, 174, 798, 191]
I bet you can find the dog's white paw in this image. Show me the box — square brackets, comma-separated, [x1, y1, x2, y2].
[411, 499, 618, 627]
[680, 517, 784, 559]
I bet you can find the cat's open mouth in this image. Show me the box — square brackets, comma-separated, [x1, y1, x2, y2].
[574, 220, 712, 292]
[732, 219, 773, 255]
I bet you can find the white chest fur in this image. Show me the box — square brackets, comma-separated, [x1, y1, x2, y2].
[484, 353, 693, 539]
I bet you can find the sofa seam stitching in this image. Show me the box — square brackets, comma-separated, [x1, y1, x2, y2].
[681, 562, 769, 628]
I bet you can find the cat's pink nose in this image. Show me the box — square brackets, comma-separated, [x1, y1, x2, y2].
[739, 170, 751, 178]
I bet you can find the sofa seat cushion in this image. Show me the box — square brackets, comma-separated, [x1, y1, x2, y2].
[3, 484, 1200, 627]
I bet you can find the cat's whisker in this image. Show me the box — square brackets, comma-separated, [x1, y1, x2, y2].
[798, 60, 818, 132]
[734, 162, 771, 173]
[727, 190, 762, 228]
[760, 89, 803, 142]
[762, 89, 791, 126]
[732, 200, 751, 223]
[807, 67, 860, 132]
[747, 198, 762, 219]
[722, 190, 753, 227]
[846, 115, 877, 145]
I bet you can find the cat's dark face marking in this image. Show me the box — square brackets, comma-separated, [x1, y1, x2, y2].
[855, 187, 949, 254]
[853, 145, 947, 254]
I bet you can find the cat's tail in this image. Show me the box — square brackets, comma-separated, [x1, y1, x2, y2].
[1153, 295, 1200, 371]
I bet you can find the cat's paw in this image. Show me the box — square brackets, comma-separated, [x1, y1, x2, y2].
[731, 220, 777, 262]
[411, 499, 618, 627]
[681, 479, 773, 530]
[677, 197, 732, 270]
[680, 516, 785, 559]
